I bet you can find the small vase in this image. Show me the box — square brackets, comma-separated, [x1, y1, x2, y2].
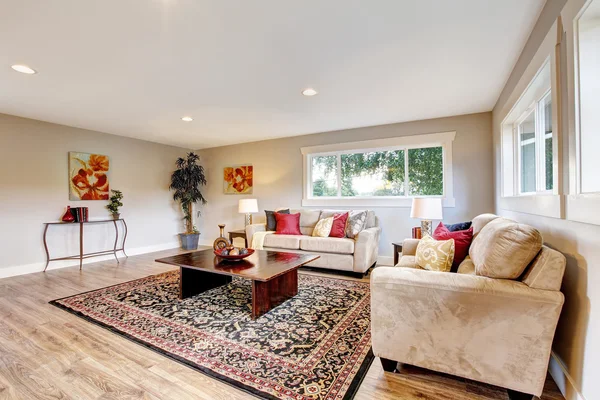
[112, 213, 120, 220]
[213, 224, 231, 250]
[62, 206, 75, 222]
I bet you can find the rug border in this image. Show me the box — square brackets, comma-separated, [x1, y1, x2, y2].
[49, 271, 374, 400]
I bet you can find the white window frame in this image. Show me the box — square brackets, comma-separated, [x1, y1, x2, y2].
[301, 131, 456, 207]
[514, 89, 553, 195]
[498, 21, 563, 219]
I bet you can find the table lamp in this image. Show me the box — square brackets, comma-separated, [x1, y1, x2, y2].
[239, 199, 258, 227]
[410, 198, 442, 237]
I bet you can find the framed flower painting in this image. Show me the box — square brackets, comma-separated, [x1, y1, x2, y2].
[223, 165, 253, 194]
[69, 152, 110, 200]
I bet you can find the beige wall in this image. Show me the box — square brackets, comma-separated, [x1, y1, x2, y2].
[0, 113, 188, 277]
[492, 1, 598, 399]
[197, 112, 494, 261]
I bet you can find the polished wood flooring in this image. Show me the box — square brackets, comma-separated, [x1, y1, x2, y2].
[0, 248, 564, 400]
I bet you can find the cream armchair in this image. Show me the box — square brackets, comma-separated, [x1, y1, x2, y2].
[370, 214, 566, 398]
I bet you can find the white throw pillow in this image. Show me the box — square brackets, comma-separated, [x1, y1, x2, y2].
[345, 210, 367, 238]
[312, 217, 334, 237]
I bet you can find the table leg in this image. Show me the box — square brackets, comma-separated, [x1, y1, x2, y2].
[112, 220, 119, 263]
[121, 219, 129, 257]
[43, 224, 50, 272]
[394, 246, 399, 265]
[179, 267, 232, 300]
[252, 268, 298, 319]
[79, 222, 84, 270]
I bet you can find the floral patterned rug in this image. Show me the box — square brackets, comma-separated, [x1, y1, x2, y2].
[50, 271, 373, 400]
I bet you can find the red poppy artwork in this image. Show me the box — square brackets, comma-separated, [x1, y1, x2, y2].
[69, 152, 110, 200]
[223, 165, 253, 194]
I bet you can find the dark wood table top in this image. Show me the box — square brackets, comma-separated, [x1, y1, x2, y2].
[155, 249, 319, 282]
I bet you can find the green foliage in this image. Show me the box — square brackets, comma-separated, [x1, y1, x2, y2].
[341, 150, 405, 196]
[106, 189, 123, 214]
[169, 152, 207, 233]
[408, 147, 443, 196]
[311, 147, 444, 197]
[311, 156, 337, 197]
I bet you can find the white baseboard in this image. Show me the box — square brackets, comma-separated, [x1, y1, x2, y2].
[0, 241, 180, 280]
[377, 256, 394, 266]
[549, 352, 587, 400]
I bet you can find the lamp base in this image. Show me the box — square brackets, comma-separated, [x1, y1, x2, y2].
[421, 220, 432, 237]
[244, 213, 252, 227]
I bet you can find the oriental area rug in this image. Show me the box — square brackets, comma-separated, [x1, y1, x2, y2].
[50, 271, 373, 400]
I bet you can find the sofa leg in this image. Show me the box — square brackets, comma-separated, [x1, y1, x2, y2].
[379, 357, 398, 372]
[507, 389, 534, 400]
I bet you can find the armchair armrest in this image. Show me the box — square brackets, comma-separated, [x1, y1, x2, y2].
[370, 267, 564, 396]
[245, 223, 266, 246]
[353, 227, 381, 273]
[401, 238, 420, 256]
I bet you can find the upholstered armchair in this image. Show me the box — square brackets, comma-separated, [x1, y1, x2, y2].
[370, 214, 566, 398]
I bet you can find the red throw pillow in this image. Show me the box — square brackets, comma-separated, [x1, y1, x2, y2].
[275, 212, 302, 235]
[433, 222, 474, 271]
[329, 212, 349, 238]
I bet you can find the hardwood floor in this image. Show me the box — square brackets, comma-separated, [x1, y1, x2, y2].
[0, 248, 564, 400]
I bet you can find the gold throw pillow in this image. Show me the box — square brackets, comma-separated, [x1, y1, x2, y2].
[416, 235, 455, 272]
[312, 217, 334, 237]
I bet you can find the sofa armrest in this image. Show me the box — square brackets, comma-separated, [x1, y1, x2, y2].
[402, 238, 420, 256]
[353, 227, 381, 273]
[245, 223, 266, 246]
[370, 267, 564, 396]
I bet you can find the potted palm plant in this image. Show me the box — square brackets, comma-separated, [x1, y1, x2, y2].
[169, 152, 207, 250]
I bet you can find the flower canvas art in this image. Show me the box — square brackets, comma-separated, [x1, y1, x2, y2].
[223, 165, 253, 194]
[69, 152, 110, 200]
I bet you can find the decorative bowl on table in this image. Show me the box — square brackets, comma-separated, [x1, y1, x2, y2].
[214, 247, 254, 262]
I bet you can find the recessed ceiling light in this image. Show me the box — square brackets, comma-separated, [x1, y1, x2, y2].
[302, 88, 318, 96]
[181, 116, 193, 122]
[11, 64, 36, 74]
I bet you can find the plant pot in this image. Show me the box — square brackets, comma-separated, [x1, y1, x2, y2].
[112, 213, 121, 220]
[179, 233, 200, 250]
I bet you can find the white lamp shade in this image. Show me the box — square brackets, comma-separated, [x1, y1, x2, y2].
[410, 198, 443, 220]
[238, 199, 258, 214]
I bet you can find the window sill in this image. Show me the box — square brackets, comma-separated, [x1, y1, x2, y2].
[301, 197, 456, 208]
[498, 194, 563, 219]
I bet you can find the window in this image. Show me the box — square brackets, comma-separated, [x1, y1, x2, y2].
[301, 131, 455, 207]
[515, 90, 553, 194]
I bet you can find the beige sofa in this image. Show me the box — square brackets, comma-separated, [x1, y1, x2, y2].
[245, 209, 380, 274]
[371, 214, 566, 398]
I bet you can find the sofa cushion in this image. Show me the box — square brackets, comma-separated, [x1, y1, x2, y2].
[521, 246, 566, 291]
[290, 209, 321, 228]
[312, 217, 333, 237]
[395, 255, 423, 269]
[365, 210, 377, 228]
[470, 217, 543, 279]
[300, 236, 355, 254]
[456, 256, 476, 275]
[263, 234, 303, 249]
[433, 223, 473, 271]
[446, 221, 472, 232]
[275, 213, 302, 235]
[415, 235, 455, 272]
[329, 212, 349, 238]
[346, 210, 367, 238]
[471, 213, 499, 238]
[264, 248, 355, 272]
[265, 209, 289, 231]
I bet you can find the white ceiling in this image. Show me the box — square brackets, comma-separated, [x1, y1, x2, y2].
[0, 0, 544, 149]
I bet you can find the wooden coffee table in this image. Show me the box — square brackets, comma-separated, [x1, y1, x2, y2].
[155, 249, 319, 319]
